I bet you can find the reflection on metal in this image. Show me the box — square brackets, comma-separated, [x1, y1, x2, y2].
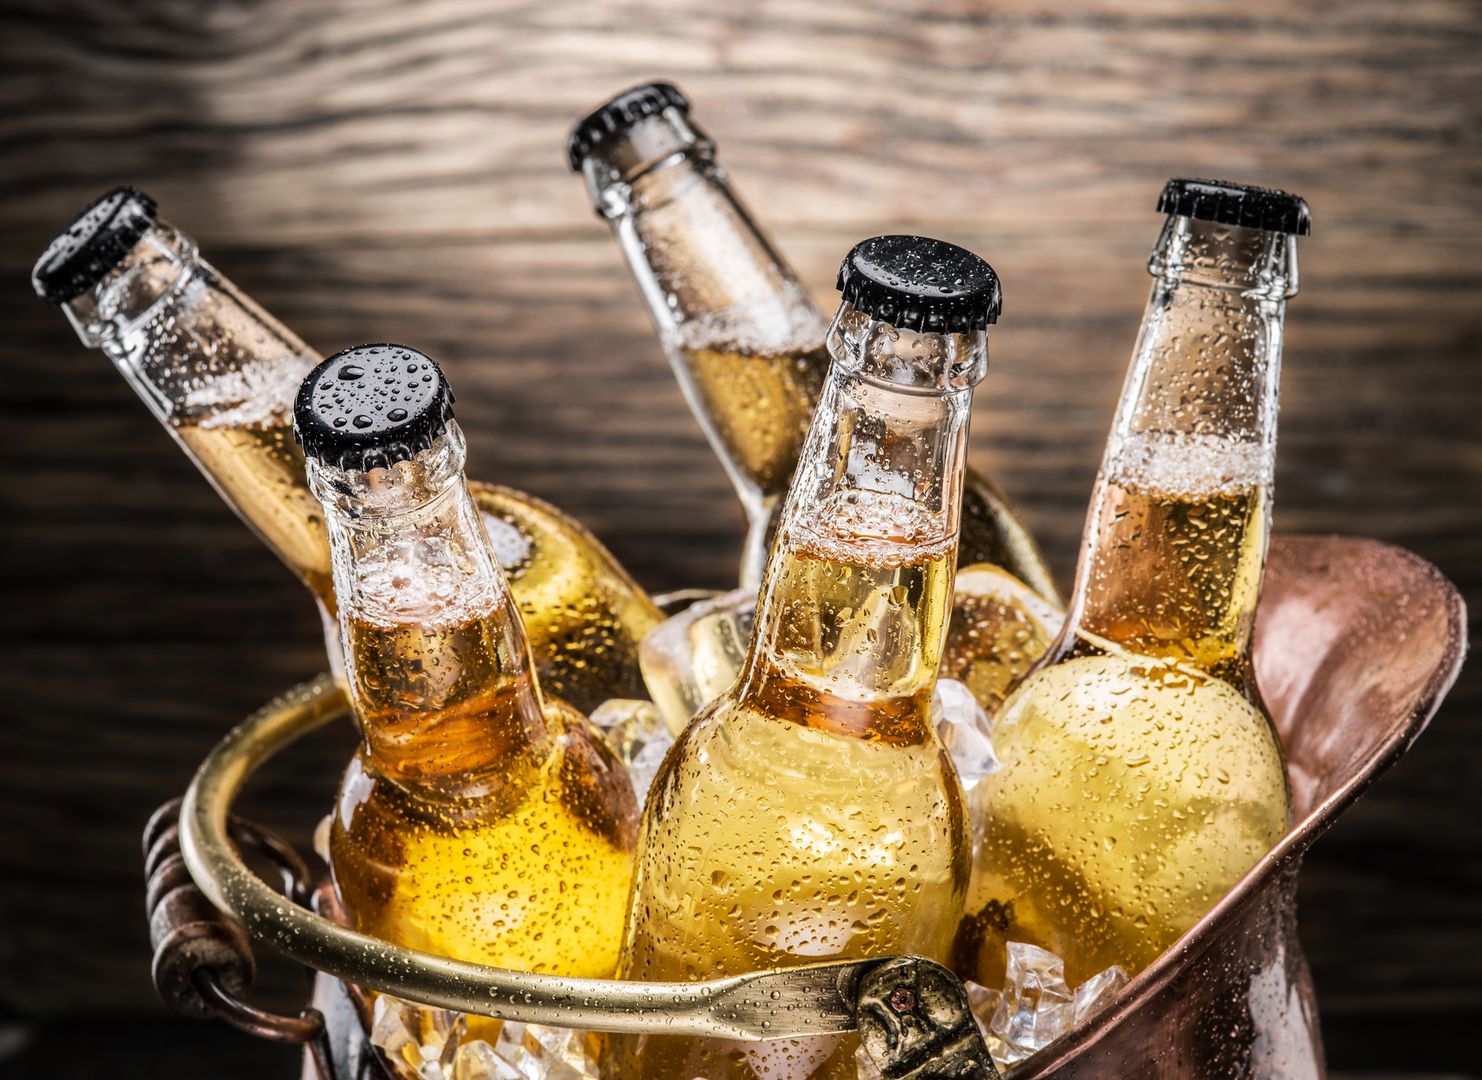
[856, 958, 999, 1078]
[172, 536, 1465, 1078]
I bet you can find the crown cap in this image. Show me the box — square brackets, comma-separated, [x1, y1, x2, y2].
[836, 235, 1002, 334]
[294, 344, 455, 472]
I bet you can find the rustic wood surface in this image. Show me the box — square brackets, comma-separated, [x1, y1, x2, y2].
[1, 0, 1478, 1072]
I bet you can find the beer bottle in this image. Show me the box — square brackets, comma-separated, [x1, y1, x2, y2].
[962, 179, 1308, 989]
[32, 188, 660, 709]
[606, 236, 994, 1079]
[294, 343, 638, 1001]
[568, 83, 1056, 600]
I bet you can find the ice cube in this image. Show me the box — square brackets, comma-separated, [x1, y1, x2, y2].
[373, 998, 602, 1080]
[854, 1043, 885, 1080]
[932, 678, 1001, 794]
[965, 942, 1129, 1069]
[988, 942, 1074, 1065]
[453, 1039, 519, 1080]
[639, 587, 755, 735]
[1072, 962, 1128, 1026]
[370, 995, 466, 1079]
[491, 1021, 597, 1079]
[588, 699, 674, 802]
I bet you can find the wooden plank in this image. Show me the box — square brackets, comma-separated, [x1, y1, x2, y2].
[0, 0, 1477, 243]
[0, 2, 1477, 1069]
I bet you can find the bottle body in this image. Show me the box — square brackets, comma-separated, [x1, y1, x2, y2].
[56, 209, 660, 709]
[302, 409, 639, 998]
[608, 251, 995, 1076]
[962, 460, 1289, 985]
[576, 93, 1057, 601]
[614, 691, 965, 1078]
[329, 677, 637, 982]
[964, 207, 1299, 988]
[613, 529, 969, 1080]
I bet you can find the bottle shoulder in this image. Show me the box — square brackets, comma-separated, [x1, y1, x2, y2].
[653, 695, 961, 810]
[469, 481, 657, 612]
[995, 643, 1286, 782]
[467, 481, 660, 710]
[337, 698, 637, 842]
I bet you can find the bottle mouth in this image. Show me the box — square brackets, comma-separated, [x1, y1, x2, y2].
[827, 302, 989, 394]
[1147, 215, 1300, 299]
[577, 110, 715, 216]
[566, 81, 691, 171]
[32, 185, 159, 305]
[306, 427, 468, 519]
[60, 221, 197, 350]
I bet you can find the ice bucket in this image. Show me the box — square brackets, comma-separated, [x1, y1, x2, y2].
[147, 535, 1465, 1079]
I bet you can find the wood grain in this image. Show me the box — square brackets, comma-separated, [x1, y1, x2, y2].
[0, 0, 1478, 1070]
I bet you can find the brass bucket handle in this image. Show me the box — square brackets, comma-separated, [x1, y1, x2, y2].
[178, 675, 999, 1076]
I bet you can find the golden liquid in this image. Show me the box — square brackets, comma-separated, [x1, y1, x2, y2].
[1074, 474, 1269, 685]
[608, 534, 969, 1079]
[962, 477, 1290, 987]
[173, 419, 660, 711]
[330, 605, 638, 988]
[642, 563, 1056, 737]
[472, 483, 662, 712]
[940, 564, 1061, 716]
[679, 340, 828, 497]
[682, 336, 1057, 601]
[176, 420, 334, 602]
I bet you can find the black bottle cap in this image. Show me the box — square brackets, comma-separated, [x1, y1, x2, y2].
[32, 186, 159, 305]
[836, 235, 1002, 333]
[294, 344, 456, 471]
[1157, 178, 1312, 236]
[566, 81, 690, 170]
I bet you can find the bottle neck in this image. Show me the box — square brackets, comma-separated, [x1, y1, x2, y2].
[58, 219, 332, 601]
[1061, 216, 1295, 684]
[736, 306, 984, 743]
[62, 220, 315, 427]
[581, 111, 830, 510]
[309, 425, 552, 786]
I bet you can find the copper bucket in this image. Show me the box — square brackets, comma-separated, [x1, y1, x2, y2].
[156, 535, 1466, 1079]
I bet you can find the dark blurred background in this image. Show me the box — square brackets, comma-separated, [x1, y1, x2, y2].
[1, 1, 1478, 1077]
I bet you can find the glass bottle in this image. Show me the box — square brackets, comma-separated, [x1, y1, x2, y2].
[32, 188, 661, 709]
[569, 82, 1056, 600]
[605, 236, 995, 1080]
[962, 179, 1309, 990]
[295, 345, 638, 1047]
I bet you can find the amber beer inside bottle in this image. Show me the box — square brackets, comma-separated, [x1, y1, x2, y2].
[1074, 435, 1268, 683]
[33, 188, 660, 710]
[569, 83, 1057, 601]
[606, 236, 997, 1080]
[672, 327, 830, 503]
[295, 346, 638, 1062]
[176, 412, 334, 599]
[964, 180, 1309, 989]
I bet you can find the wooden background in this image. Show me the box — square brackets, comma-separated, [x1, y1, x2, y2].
[1, 0, 1478, 1074]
